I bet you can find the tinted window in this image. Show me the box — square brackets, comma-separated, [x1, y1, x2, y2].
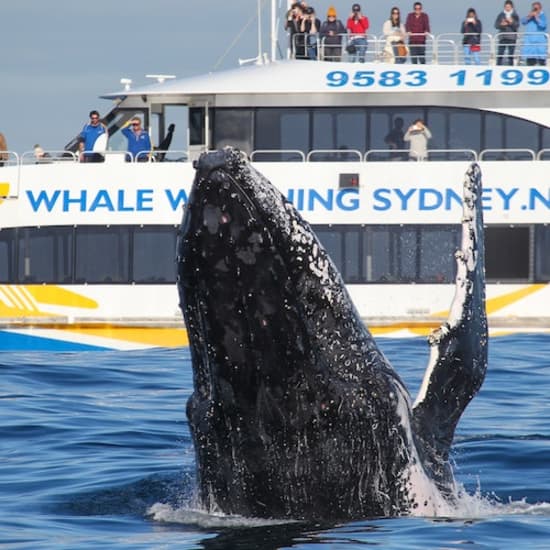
[17, 227, 73, 283]
[535, 225, 550, 281]
[0, 229, 15, 282]
[75, 227, 129, 283]
[485, 226, 530, 281]
[213, 109, 254, 153]
[133, 227, 177, 283]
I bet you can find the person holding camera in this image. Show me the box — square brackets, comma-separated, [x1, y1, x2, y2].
[301, 6, 321, 60]
[404, 119, 432, 161]
[346, 3, 369, 63]
[461, 8, 483, 65]
[521, 2, 548, 65]
[285, 2, 306, 59]
[495, 1, 520, 65]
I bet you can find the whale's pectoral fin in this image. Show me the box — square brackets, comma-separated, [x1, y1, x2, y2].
[412, 163, 488, 488]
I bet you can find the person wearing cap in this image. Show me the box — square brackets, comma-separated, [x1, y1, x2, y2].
[121, 117, 152, 162]
[346, 3, 369, 62]
[405, 2, 431, 64]
[320, 6, 346, 61]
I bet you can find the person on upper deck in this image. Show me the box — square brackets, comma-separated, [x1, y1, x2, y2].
[461, 8, 482, 65]
[404, 119, 432, 161]
[346, 3, 369, 63]
[301, 6, 321, 60]
[405, 2, 431, 64]
[79, 110, 108, 163]
[285, 2, 307, 59]
[521, 2, 548, 65]
[495, 1, 520, 65]
[320, 6, 346, 61]
[121, 117, 152, 162]
[0, 132, 7, 167]
[383, 7, 407, 64]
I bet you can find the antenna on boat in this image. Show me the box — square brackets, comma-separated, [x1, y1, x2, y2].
[120, 78, 132, 91]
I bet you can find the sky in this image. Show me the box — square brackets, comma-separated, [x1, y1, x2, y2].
[1, 0, 528, 153]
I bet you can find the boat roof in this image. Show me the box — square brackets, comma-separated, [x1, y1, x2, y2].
[102, 59, 550, 110]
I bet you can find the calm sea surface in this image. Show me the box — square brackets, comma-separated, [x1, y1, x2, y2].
[1, 334, 550, 549]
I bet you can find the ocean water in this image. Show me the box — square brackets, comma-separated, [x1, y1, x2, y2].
[1, 334, 550, 549]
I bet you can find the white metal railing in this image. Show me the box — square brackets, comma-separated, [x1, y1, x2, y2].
[288, 31, 549, 65]
[250, 149, 305, 162]
[0, 151, 20, 167]
[306, 149, 362, 162]
[21, 150, 78, 164]
[479, 148, 536, 161]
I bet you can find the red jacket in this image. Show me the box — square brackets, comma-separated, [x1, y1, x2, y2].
[405, 12, 430, 44]
[346, 15, 369, 35]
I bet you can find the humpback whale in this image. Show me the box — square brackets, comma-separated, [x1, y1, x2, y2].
[176, 148, 487, 520]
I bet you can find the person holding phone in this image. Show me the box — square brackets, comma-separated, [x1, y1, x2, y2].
[461, 8, 482, 65]
[521, 2, 548, 65]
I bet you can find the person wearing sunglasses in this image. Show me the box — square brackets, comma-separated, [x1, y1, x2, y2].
[78, 110, 108, 163]
[383, 7, 408, 63]
[121, 117, 152, 162]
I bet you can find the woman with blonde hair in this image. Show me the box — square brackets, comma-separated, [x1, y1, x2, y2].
[383, 6, 408, 63]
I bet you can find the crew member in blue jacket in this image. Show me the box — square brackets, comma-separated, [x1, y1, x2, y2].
[121, 117, 152, 162]
[79, 110, 108, 162]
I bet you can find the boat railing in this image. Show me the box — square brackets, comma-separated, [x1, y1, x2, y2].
[290, 31, 550, 64]
[250, 149, 306, 162]
[536, 148, 550, 160]
[306, 149, 363, 162]
[364, 149, 478, 162]
[479, 148, 536, 161]
[20, 150, 78, 164]
[0, 151, 20, 167]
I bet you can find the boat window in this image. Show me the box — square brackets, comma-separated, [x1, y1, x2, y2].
[255, 109, 309, 154]
[17, 227, 73, 283]
[485, 226, 530, 281]
[189, 107, 205, 146]
[213, 109, 254, 154]
[0, 229, 15, 282]
[312, 110, 367, 153]
[315, 224, 460, 284]
[132, 227, 177, 283]
[484, 112, 504, 150]
[535, 226, 550, 281]
[75, 227, 129, 283]
[505, 117, 539, 155]
[448, 111, 481, 151]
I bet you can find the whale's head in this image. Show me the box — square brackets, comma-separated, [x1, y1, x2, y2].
[176, 148, 414, 519]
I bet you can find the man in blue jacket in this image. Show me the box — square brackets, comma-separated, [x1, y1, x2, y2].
[121, 117, 152, 162]
[521, 2, 548, 65]
[79, 110, 108, 163]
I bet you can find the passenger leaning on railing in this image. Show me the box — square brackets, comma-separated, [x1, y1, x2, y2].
[521, 2, 548, 65]
[320, 6, 345, 61]
[78, 110, 108, 163]
[495, 0, 520, 65]
[383, 7, 408, 64]
[405, 2, 431, 64]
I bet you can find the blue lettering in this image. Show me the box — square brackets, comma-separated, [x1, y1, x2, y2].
[165, 189, 188, 210]
[529, 188, 550, 209]
[445, 189, 462, 210]
[287, 189, 294, 205]
[136, 189, 154, 211]
[481, 188, 493, 210]
[495, 187, 518, 210]
[63, 190, 87, 212]
[373, 188, 392, 211]
[419, 188, 443, 210]
[393, 188, 416, 210]
[117, 189, 134, 212]
[307, 189, 333, 211]
[336, 189, 359, 211]
[26, 190, 61, 212]
[296, 189, 304, 211]
[89, 190, 114, 212]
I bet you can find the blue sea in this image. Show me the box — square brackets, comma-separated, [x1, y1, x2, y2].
[1, 334, 550, 549]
